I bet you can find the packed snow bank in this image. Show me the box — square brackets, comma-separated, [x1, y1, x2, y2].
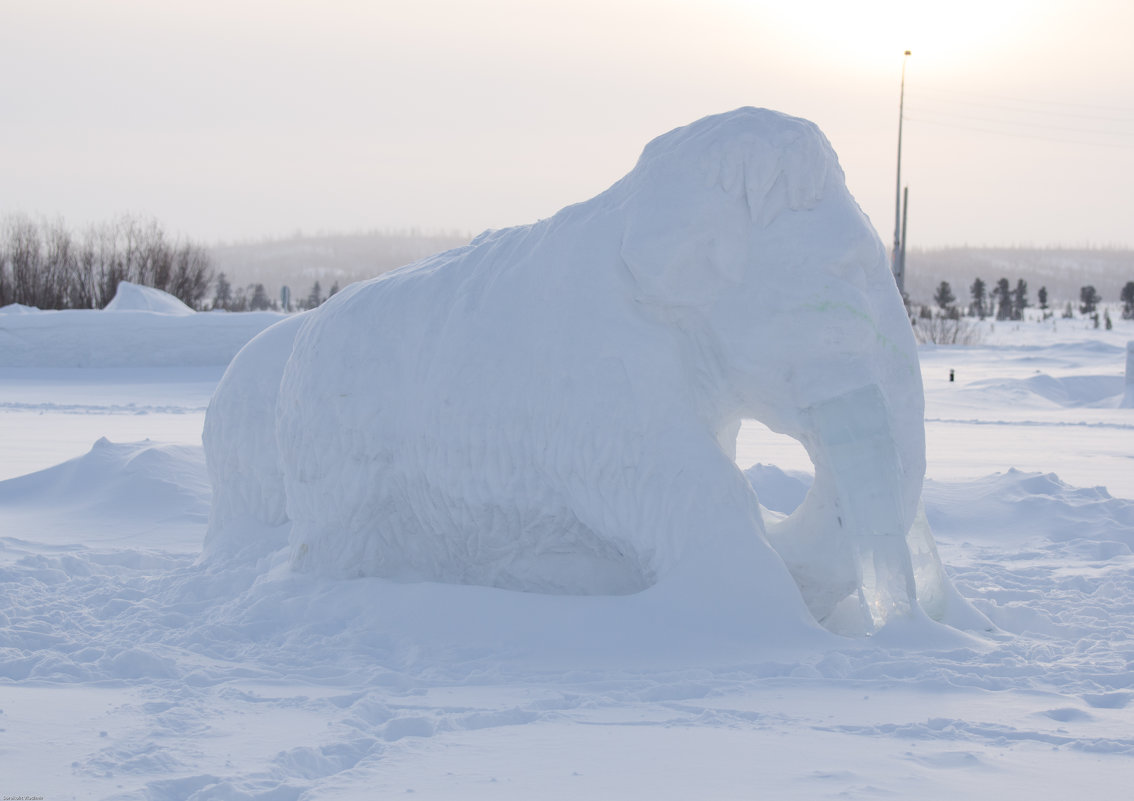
[1123, 341, 1134, 408]
[104, 281, 195, 315]
[206, 107, 954, 637]
[0, 306, 284, 367]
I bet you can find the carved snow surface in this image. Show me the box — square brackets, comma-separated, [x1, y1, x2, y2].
[203, 313, 308, 559]
[205, 107, 957, 636]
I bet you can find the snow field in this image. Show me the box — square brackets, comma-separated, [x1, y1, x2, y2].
[2, 323, 1133, 798]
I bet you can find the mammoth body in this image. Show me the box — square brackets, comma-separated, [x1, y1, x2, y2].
[205, 108, 946, 634]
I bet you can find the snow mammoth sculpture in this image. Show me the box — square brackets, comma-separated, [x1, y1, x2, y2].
[205, 107, 950, 636]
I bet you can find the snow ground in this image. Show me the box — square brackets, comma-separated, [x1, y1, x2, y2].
[2, 312, 1133, 800]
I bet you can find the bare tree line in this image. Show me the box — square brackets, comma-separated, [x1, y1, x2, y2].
[0, 214, 214, 310]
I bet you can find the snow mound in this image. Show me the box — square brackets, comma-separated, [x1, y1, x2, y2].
[0, 438, 209, 551]
[104, 281, 195, 315]
[969, 374, 1126, 408]
[206, 107, 957, 637]
[744, 463, 813, 517]
[925, 469, 1134, 552]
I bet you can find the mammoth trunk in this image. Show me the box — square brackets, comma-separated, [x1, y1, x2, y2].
[765, 384, 946, 636]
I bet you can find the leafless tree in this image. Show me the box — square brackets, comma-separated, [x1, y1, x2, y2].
[0, 214, 214, 310]
[913, 314, 984, 345]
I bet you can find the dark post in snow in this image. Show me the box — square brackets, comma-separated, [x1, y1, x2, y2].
[892, 50, 911, 296]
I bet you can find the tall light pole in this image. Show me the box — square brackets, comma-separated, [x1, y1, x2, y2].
[892, 50, 911, 296]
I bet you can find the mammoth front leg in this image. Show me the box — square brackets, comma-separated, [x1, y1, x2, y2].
[574, 432, 819, 637]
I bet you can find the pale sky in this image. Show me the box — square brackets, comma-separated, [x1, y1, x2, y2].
[3, 0, 1132, 248]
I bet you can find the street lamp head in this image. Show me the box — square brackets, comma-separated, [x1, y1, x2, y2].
[904, 50, 912, 56]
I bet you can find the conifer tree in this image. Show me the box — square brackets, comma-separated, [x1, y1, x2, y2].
[1079, 285, 1100, 315]
[306, 280, 323, 309]
[995, 278, 1012, 321]
[969, 277, 987, 319]
[1011, 279, 1028, 320]
[213, 272, 232, 310]
[1121, 281, 1134, 319]
[934, 280, 956, 313]
[249, 283, 271, 311]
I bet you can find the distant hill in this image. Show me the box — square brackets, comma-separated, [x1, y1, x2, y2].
[209, 229, 471, 302]
[210, 233, 1134, 312]
[905, 247, 1134, 307]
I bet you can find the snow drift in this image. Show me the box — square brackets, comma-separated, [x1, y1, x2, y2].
[205, 107, 953, 636]
[104, 281, 195, 315]
[0, 437, 209, 551]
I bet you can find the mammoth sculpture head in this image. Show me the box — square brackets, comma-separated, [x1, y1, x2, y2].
[618, 108, 941, 633]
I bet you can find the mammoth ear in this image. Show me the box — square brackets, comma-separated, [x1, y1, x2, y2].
[740, 131, 831, 228]
[619, 128, 829, 308]
[722, 136, 785, 229]
[618, 132, 761, 307]
[620, 147, 756, 308]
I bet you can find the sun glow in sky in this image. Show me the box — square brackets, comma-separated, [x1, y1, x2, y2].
[750, 0, 1052, 72]
[2, 0, 1132, 247]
